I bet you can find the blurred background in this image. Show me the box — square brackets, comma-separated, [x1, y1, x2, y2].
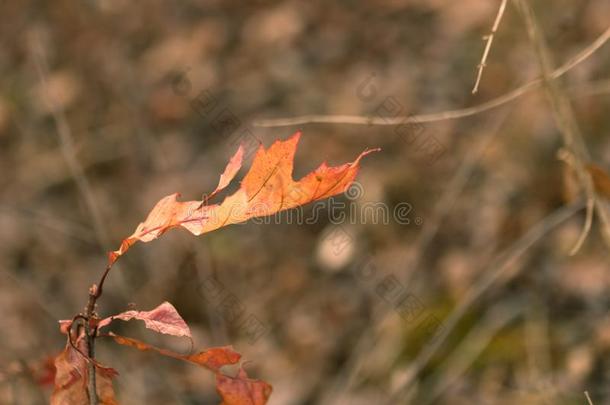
[1, 1, 610, 404]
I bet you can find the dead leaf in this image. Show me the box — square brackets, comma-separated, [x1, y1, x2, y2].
[106, 333, 271, 404]
[216, 367, 272, 405]
[98, 301, 191, 339]
[209, 144, 245, 200]
[108, 131, 379, 265]
[51, 334, 118, 405]
[31, 355, 57, 387]
[107, 333, 240, 371]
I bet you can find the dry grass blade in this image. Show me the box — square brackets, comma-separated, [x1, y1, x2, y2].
[422, 300, 524, 405]
[386, 202, 584, 399]
[514, 0, 609, 254]
[558, 150, 595, 254]
[32, 44, 111, 251]
[472, 0, 508, 94]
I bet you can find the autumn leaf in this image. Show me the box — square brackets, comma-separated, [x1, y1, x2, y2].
[98, 301, 191, 339]
[209, 144, 245, 200]
[106, 333, 270, 404]
[108, 131, 379, 265]
[106, 333, 241, 371]
[51, 333, 118, 405]
[216, 367, 272, 405]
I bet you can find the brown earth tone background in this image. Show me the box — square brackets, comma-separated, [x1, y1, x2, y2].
[1, 1, 610, 404]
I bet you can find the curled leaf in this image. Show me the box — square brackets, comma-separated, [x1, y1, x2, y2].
[106, 334, 270, 404]
[209, 144, 245, 200]
[106, 333, 240, 371]
[98, 301, 191, 339]
[51, 334, 118, 405]
[108, 131, 379, 265]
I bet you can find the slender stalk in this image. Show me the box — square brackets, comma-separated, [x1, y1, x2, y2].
[472, 0, 508, 93]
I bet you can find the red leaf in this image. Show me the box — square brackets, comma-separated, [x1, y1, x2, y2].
[216, 367, 272, 405]
[51, 334, 118, 405]
[108, 131, 379, 265]
[98, 301, 191, 339]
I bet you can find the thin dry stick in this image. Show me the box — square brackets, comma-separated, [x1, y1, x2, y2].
[386, 202, 584, 400]
[253, 26, 610, 128]
[515, 0, 609, 254]
[33, 43, 133, 305]
[585, 391, 595, 405]
[322, 112, 510, 404]
[472, 0, 508, 94]
[32, 47, 111, 251]
[557, 149, 594, 254]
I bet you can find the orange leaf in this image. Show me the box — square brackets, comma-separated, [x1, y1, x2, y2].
[107, 334, 270, 404]
[98, 301, 191, 339]
[209, 144, 245, 200]
[51, 334, 118, 405]
[108, 131, 379, 265]
[216, 367, 272, 405]
[107, 333, 240, 371]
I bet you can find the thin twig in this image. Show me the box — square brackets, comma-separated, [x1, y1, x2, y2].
[472, 0, 508, 93]
[557, 150, 594, 254]
[325, 110, 509, 404]
[514, 0, 609, 254]
[585, 391, 595, 405]
[253, 26, 610, 128]
[32, 46, 111, 251]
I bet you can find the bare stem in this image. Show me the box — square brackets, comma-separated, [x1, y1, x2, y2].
[84, 286, 99, 405]
[472, 0, 508, 93]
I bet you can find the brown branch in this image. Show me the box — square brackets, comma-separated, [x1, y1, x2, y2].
[472, 0, 508, 94]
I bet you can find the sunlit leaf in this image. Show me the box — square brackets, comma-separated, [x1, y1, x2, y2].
[108, 131, 379, 265]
